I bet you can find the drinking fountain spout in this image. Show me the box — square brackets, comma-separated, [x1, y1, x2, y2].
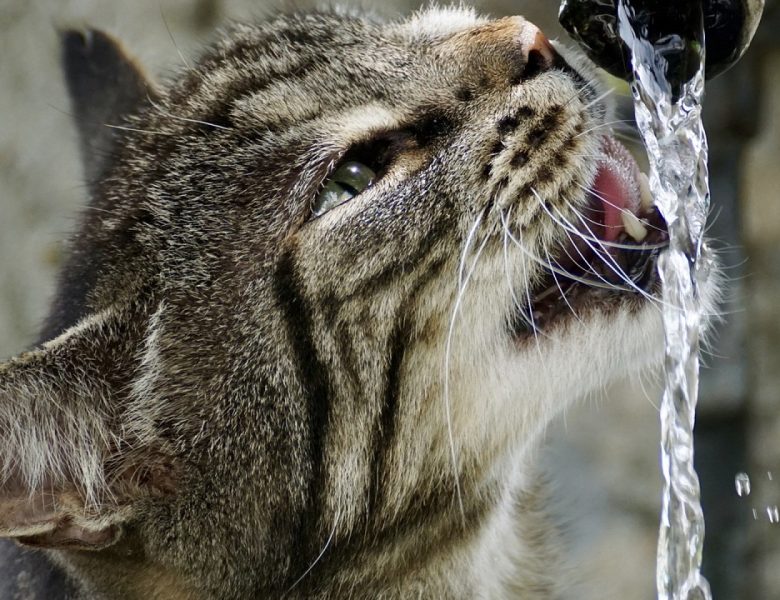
[559, 0, 764, 84]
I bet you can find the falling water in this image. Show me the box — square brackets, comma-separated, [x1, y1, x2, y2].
[616, 2, 713, 599]
[734, 472, 751, 497]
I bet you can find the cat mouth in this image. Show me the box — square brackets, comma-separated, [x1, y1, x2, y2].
[518, 136, 668, 334]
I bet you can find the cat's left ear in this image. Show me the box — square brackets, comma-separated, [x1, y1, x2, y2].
[61, 29, 157, 186]
[0, 306, 176, 550]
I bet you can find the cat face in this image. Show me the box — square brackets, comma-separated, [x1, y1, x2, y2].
[0, 7, 717, 598]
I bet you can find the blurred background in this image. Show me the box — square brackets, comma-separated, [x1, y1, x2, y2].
[0, 0, 777, 598]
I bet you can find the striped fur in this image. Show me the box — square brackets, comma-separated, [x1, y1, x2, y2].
[0, 7, 719, 599]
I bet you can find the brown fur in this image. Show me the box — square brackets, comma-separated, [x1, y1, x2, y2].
[0, 7, 690, 599]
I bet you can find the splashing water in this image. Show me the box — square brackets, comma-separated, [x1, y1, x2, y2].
[616, 2, 713, 599]
[735, 472, 751, 497]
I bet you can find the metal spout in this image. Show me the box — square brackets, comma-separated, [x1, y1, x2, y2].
[559, 0, 764, 82]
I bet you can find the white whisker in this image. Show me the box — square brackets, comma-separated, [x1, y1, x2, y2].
[147, 94, 233, 131]
[544, 246, 584, 325]
[502, 216, 634, 292]
[612, 130, 642, 144]
[637, 368, 662, 412]
[560, 202, 668, 251]
[500, 210, 549, 356]
[161, 5, 193, 71]
[534, 190, 673, 309]
[553, 217, 625, 293]
[561, 79, 604, 109]
[444, 212, 490, 528]
[575, 183, 667, 233]
[103, 123, 174, 136]
[284, 506, 341, 594]
[502, 211, 530, 323]
[536, 192, 654, 297]
[574, 118, 635, 139]
[581, 87, 615, 113]
[459, 212, 484, 289]
[501, 208, 547, 342]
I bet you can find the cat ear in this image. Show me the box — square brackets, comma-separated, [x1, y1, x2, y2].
[61, 29, 157, 186]
[0, 482, 125, 550]
[0, 306, 176, 550]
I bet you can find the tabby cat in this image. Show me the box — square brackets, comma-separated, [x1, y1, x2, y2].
[0, 6, 717, 599]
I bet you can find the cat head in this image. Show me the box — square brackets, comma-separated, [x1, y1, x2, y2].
[0, 7, 689, 596]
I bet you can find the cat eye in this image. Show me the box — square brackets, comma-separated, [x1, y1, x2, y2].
[312, 161, 377, 217]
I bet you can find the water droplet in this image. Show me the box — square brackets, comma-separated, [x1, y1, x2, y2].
[753, 508, 759, 520]
[767, 506, 779, 523]
[735, 472, 751, 497]
[768, 471, 774, 481]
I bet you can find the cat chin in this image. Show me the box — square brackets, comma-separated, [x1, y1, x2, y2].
[508, 244, 721, 419]
[439, 247, 720, 463]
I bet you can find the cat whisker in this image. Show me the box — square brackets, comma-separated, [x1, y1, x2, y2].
[574, 118, 635, 139]
[570, 153, 610, 160]
[704, 204, 728, 236]
[561, 200, 668, 248]
[444, 211, 490, 528]
[500, 209, 550, 355]
[502, 213, 531, 326]
[610, 122, 641, 135]
[459, 212, 484, 289]
[47, 100, 175, 138]
[574, 183, 667, 234]
[537, 193, 650, 296]
[502, 211, 634, 293]
[103, 123, 175, 136]
[147, 94, 232, 131]
[552, 217, 629, 294]
[538, 193, 670, 313]
[534, 190, 670, 308]
[160, 5, 193, 71]
[284, 506, 341, 595]
[611, 130, 642, 144]
[562, 197, 622, 228]
[637, 367, 662, 412]
[609, 119, 640, 129]
[561, 79, 604, 110]
[543, 246, 584, 325]
[78, 205, 119, 215]
[580, 87, 615, 113]
[500, 208, 545, 345]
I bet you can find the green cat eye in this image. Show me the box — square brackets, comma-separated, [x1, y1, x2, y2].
[312, 161, 376, 217]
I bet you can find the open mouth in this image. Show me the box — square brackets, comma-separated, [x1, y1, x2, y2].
[522, 136, 668, 332]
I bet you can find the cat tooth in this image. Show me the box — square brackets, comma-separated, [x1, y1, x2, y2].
[639, 171, 654, 211]
[621, 209, 648, 242]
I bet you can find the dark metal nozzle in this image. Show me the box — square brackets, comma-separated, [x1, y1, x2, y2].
[559, 0, 764, 82]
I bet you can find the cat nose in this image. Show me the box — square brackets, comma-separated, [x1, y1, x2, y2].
[448, 17, 560, 85]
[519, 23, 557, 75]
[503, 18, 559, 81]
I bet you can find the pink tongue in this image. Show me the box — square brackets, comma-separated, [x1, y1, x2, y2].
[591, 137, 642, 243]
[592, 165, 629, 243]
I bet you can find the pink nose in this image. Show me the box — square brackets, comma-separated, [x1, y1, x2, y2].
[522, 25, 557, 74]
[446, 17, 560, 84]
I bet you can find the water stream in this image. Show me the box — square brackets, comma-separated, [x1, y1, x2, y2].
[616, 2, 714, 599]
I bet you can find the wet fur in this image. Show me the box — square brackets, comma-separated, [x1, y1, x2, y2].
[0, 7, 718, 599]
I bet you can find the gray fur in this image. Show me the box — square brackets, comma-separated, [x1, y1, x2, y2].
[0, 7, 717, 599]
